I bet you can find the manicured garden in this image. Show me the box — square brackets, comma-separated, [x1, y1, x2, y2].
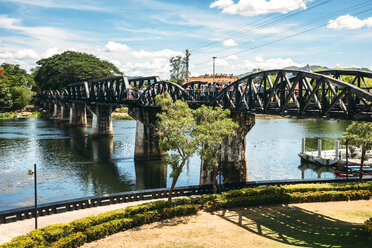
[1, 181, 372, 248]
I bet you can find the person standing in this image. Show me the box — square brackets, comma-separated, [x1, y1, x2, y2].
[216, 171, 225, 193]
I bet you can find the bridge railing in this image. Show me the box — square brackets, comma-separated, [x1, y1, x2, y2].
[0, 177, 371, 224]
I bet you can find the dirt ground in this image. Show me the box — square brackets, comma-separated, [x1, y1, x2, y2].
[82, 199, 372, 248]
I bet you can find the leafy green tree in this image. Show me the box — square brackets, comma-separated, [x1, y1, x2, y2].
[155, 92, 198, 201]
[194, 105, 238, 193]
[156, 93, 238, 199]
[33, 51, 122, 91]
[169, 56, 186, 85]
[0, 63, 35, 111]
[342, 122, 372, 181]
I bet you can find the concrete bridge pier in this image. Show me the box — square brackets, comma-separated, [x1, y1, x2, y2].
[200, 112, 255, 185]
[69, 103, 87, 126]
[60, 103, 70, 121]
[88, 105, 115, 137]
[129, 107, 166, 160]
[53, 103, 61, 118]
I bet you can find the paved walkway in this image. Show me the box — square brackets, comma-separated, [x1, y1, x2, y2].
[0, 199, 162, 244]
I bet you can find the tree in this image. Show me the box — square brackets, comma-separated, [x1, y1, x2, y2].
[156, 93, 238, 199]
[33, 51, 122, 91]
[0, 63, 35, 111]
[169, 56, 186, 85]
[155, 93, 198, 201]
[342, 122, 372, 181]
[193, 105, 238, 193]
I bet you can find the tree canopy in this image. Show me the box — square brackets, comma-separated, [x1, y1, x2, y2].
[169, 56, 186, 85]
[33, 51, 122, 91]
[0, 63, 35, 111]
[155, 93, 237, 200]
[342, 122, 372, 180]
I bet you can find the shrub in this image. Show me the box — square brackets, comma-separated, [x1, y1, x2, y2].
[49, 232, 87, 248]
[364, 217, 372, 240]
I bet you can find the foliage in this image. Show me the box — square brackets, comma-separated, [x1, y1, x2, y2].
[0, 63, 35, 111]
[193, 105, 238, 193]
[33, 51, 122, 91]
[1, 182, 371, 247]
[0, 113, 12, 120]
[155, 92, 198, 200]
[169, 55, 186, 85]
[0, 202, 198, 248]
[49, 232, 87, 248]
[342, 122, 372, 180]
[364, 217, 372, 240]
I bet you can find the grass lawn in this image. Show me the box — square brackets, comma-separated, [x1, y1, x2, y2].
[82, 199, 372, 248]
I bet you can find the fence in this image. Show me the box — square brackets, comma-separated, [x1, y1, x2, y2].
[0, 177, 371, 224]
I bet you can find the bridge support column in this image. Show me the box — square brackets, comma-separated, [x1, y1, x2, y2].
[129, 107, 166, 160]
[53, 103, 61, 118]
[89, 105, 114, 137]
[69, 103, 87, 126]
[60, 103, 70, 121]
[200, 112, 255, 185]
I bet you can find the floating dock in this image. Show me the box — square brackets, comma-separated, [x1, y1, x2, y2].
[298, 138, 372, 167]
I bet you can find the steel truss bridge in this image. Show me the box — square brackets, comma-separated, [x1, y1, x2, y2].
[38, 70, 372, 121]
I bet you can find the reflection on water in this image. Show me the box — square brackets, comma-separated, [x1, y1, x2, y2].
[0, 118, 350, 210]
[298, 162, 335, 179]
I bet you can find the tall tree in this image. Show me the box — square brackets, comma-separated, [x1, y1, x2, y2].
[169, 56, 186, 85]
[193, 105, 238, 193]
[33, 51, 122, 91]
[0, 63, 35, 111]
[342, 122, 372, 181]
[155, 92, 198, 201]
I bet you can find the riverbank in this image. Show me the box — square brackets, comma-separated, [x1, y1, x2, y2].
[83, 199, 372, 248]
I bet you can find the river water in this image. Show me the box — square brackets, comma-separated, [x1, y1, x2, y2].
[0, 118, 350, 211]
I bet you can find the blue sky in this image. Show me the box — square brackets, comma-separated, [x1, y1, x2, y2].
[0, 0, 371, 78]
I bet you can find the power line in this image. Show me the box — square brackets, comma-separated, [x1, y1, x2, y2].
[192, 4, 372, 66]
[191, 0, 334, 52]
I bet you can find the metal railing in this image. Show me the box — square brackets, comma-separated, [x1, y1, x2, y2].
[1, 177, 371, 225]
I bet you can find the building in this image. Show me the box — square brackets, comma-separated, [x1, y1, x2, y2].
[185, 74, 238, 86]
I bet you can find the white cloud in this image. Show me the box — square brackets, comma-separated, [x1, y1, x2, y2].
[370, 65, 372, 71]
[210, 0, 307, 16]
[327, 15, 372, 30]
[0, 15, 77, 43]
[42, 47, 61, 58]
[223, 38, 238, 47]
[0, 49, 39, 60]
[104, 41, 131, 52]
[131, 49, 182, 59]
[226, 55, 238, 60]
[238, 56, 303, 71]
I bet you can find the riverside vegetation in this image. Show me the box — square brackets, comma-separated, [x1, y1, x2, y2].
[1, 181, 372, 248]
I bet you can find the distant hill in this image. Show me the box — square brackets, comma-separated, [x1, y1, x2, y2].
[283, 65, 328, 71]
[237, 65, 371, 78]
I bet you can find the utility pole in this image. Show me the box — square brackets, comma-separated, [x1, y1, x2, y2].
[185, 49, 190, 83]
[212, 56, 217, 84]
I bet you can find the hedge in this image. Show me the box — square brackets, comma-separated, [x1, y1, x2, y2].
[1, 182, 371, 248]
[365, 217, 372, 240]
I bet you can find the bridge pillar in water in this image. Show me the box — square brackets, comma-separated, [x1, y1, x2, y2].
[89, 105, 114, 137]
[53, 103, 61, 118]
[69, 103, 87, 126]
[60, 103, 70, 121]
[200, 112, 255, 185]
[129, 107, 166, 160]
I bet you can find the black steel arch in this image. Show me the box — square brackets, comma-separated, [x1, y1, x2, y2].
[317, 69, 372, 91]
[209, 69, 372, 121]
[138, 81, 195, 106]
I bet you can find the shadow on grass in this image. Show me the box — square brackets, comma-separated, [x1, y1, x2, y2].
[218, 205, 370, 248]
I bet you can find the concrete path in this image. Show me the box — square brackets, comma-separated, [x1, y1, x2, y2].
[0, 199, 162, 244]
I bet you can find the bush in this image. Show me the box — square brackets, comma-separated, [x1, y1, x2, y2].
[1, 182, 371, 247]
[49, 232, 87, 248]
[364, 217, 372, 240]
